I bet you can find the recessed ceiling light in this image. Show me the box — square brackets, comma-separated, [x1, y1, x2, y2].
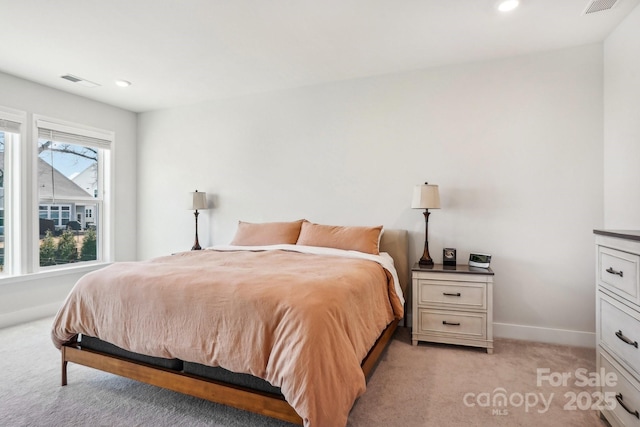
[115, 80, 132, 87]
[497, 0, 520, 12]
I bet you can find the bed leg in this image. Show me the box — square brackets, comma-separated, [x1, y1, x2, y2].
[61, 346, 68, 386]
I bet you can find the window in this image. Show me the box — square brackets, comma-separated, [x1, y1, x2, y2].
[0, 110, 22, 275]
[0, 131, 6, 272]
[0, 109, 111, 278]
[36, 117, 112, 268]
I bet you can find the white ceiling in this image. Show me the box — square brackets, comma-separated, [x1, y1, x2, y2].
[1, 0, 638, 113]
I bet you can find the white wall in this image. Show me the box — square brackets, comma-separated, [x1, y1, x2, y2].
[138, 44, 603, 346]
[0, 71, 137, 327]
[604, 3, 640, 228]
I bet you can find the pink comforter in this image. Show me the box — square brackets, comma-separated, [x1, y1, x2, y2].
[51, 248, 403, 426]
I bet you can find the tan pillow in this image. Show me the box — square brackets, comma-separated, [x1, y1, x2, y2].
[230, 220, 305, 246]
[296, 221, 383, 255]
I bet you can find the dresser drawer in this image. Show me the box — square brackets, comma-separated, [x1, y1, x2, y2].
[417, 280, 486, 310]
[599, 293, 640, 379]
[599, 246, 640, 304]
[599, 350, 640, 427]
[417, 308, 486, 339]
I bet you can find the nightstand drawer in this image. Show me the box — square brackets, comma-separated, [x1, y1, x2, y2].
[599, 293, 640, 379]
[417, 308, 486, 339]
[417, 280, 486, 310]
[599, 246, 640, 304]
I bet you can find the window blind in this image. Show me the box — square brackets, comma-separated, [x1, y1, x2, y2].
[0, 118, 21, 134]
[36, 119, 112, 149]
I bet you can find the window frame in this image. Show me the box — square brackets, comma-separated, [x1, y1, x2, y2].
[32, 115, 114, 272]
[0, 106, 26, 276]
[0, 108, 115, 282]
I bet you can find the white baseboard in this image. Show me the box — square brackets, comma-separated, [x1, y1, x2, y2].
[493, 322, 595, 348]
[0, 302, 62, 329]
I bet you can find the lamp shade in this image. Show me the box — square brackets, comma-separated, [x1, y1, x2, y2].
[411, 184, 440, 209]
[190, 190, 208, 210]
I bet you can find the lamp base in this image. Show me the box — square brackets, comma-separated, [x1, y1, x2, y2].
[418, 258, 434, 267]
[191, 210, 202, 250]
[418, 208, 434, 267]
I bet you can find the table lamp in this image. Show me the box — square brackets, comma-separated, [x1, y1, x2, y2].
[190, 190, 208, 250]
[411, 183, 440, 266]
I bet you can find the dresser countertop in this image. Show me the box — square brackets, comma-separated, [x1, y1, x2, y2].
[593, 229, 640, 242]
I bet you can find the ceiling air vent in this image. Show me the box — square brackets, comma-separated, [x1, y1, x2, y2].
[583, 0, 620, 14]
[60, 74, 101, 88]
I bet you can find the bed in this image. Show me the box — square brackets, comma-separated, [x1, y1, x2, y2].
[51, 222, 408, 427]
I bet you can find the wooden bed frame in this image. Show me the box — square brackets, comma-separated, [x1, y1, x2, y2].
[59, 229, 408, 424]
[61, 318, 398, 425]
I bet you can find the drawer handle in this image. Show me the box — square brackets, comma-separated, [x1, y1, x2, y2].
[442, 321, 460, 326]
[443, 292, 461, 297]
[615, 330, 638, 348]
[606, 267, 624, 277]
[616, 393, 640, 419]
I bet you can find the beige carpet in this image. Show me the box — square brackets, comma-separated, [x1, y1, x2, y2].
[0, 317, 606, 426]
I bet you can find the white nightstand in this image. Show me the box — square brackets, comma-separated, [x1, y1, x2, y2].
[412, 263, 494, 354]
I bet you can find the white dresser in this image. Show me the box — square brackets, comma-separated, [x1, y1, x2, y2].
[411, 263, 494, 353]
[595, 230, 640, 426]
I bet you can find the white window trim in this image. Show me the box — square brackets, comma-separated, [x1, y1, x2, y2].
[32, 115, 114, 272]
[0, 106, 26, 276]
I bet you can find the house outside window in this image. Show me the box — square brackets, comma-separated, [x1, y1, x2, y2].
[39, 204, 72, 229]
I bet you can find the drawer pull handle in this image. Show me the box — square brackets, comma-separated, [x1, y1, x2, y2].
[616, 393, 640, 419]
[606, 267, 624, 277]
[615, 330, 638, 348]
[443, 292, 461, 297]
[442, 321, 460, 326]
